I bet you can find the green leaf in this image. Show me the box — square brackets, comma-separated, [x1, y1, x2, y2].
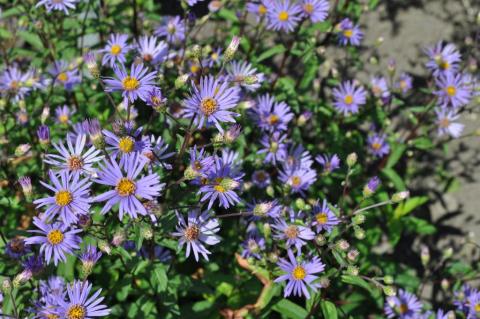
[320, 300, 338, 319]
[405, 216, 436, 235]
[256, 44, 286, 62]
[386, 144, 406, 169]
[272, 299, 308, 319]
[393, 196, 429, 219]
[217, 8, 239, 22]
[152, 264, 168, 293]
[381, 168, 406, 191]
[412, 137, 434, 150]
[18, 31, 44, 51]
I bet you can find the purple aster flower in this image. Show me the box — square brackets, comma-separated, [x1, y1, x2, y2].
[301, 0, 329, 23]
[49, 60, 80, 90]
[227, 60, 265, 92]
[101, 34, 131, 67]
[395, 73, 413, 94]
[36, 0, 78, 14]
[24, 67, 50, 91]
[371, 76, 391, 100]
[435, 107, 464, 138]
[39, 276, 66, 307]
[454, 284, 477, 313]
[5, 237, 31, 259]
[146, 87, 167, 111]
[19, 176, 33, 198]
[425, 41, 461, 76]
[316, 154, 340, 174]
[363, 176, 380, 197]
[241, 232, 266, 260]
[172, 210, 221, 261]
[337, 18, 363, 46]
[272, 211, 315, 249]
[45, 133, 103, 176]
[279, 167, 317, 195]
[258, 132, 288, 165]
[34, 170, 92, 226]
[434, 72, 471, 108]
[37, 125, 50, 145]
[80, 245, 102, 276]
[103, 127, 150, 165]
[16, 255, 44, 285]
[155, 16, 186, 44]
[143, 135, 175, 170]
[203, 48, 222, 68]
[25, 217, 82, 266]
[311, 199, 340, 233]
[57, 280, 110, 318]
[468, 291, 480, 319]
[246, 1, 270, 21]
[267, 0, 303, 33]
[384, 289, 423, 319]
[198, 156, 243, 209]
[274, 250, 325, 299]
[93, 154, 164, 220]
[0, 66, 30, 101]
[333, 80, 367, 115]
[283, 144, 314, 171]
[55, 105, 74, 125]
[186, 146, 215, 179]
[183, 76, 241, 132]
[252, 170, 271, 188]
[248, 200, 282, 220]
[368, 133, 390, 158]
[104, 63, 157, 105]
[137, 36, 169, 64]
[250, 94, 294, 132]
[434, 310, 453, 319]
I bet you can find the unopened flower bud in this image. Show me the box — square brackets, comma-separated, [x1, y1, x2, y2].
[319, 277, 330, 288]
[383, 286, 396, 297]
[15, 144, 31, 157]
[184, 166, 201, 180]
[295, 198, 306, 210]
[84, 51, 100, 78]
[141, 225, 153, 240]
[77, 214, 92, 228]
[18, 176, 32, 200]
[337, 239, 350, 251]
[98, 240, 112, 255]
[2, 278, 12, 293]
[420, 245, 430, 266]
[316, 234, 326, 246]
[443, 247, 453, 259]
[112, 230, 126, 247]
[441, 278, 449, 291]
[224, 124, 241, 144]
[263, 223, 271, 238]
[224, 36, 240, 62]
[347, 249, 359, 262]
[392, 191, 409, 203]
[212, 133, 224, 148]
[191, 45, 202, 59]
[346, 153, 357, 167]
[175, 74, 189, 89]
[268, 252, 278, 263]
[383, 275, 394, 285]
[363, 176, 380, 198]
[41, 106, 50, 124]
[354, 226, 366, 240]
[297, 111, 312, 126]
[37, 125, 50, 147]
[346, 265, 359, 276]
[266, 185, 275, 197]
[352, 214, 365, 225]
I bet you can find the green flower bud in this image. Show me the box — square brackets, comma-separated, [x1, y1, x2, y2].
[346, 153, 357, 167]
[175, 74, 189, 89]
[391, 191, 409, 203]
[383, 286, 396, 297]
[354, 226, 365, 240]
[184, 166, 201, 180]
[346, 265, 359, 276]
[295, 198, 306, 210]
[383, 275, 394, 285]
[352, 214, 365, 225]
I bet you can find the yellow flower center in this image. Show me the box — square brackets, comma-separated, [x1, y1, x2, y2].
[344, 95, 354, 105]
[445, 85, 456, 97]
[59, 114, 69, 124]
[167, 23, 176, 34]
[475, 303, 480, 312]
[190, 64, 200, 74]
[316, 213, 328, 225]
[200, 98, 218, 116]
[55, 190, 73, 207]
[268, 114, 279, 125]
[258, 4, 267, 15]
[67, 304, 86, 319]
[304, 3, 314, 14]
[47, 229, 64, 245]
[399, 80, 407, 90]
[292, 266, 306, 280]
[110, 44, 122, 56]
[211, 52, 219, 61]
[46, 314, 60, 319]
[343, 29, 353, 38]
[143, 53, 153, 62]
[57, 72, 68, 82]
[278, 11, 289, 21]
[285, 225, 299, 239]
[68, 155, 84, 171]
[372, 142, 382, 150]
[10, 80, 19, 90]
[184, 225, 200, 241]
[118, 136, 135, 153]
[116, 178, 136, 197]
[438, 59, 450, 70]
[439, 118, 450, 128]
[214, 185, 226, 193]
[122, 76, 140, 91]
[291, 176, 301, 187]
[398, 304, 408, 314]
